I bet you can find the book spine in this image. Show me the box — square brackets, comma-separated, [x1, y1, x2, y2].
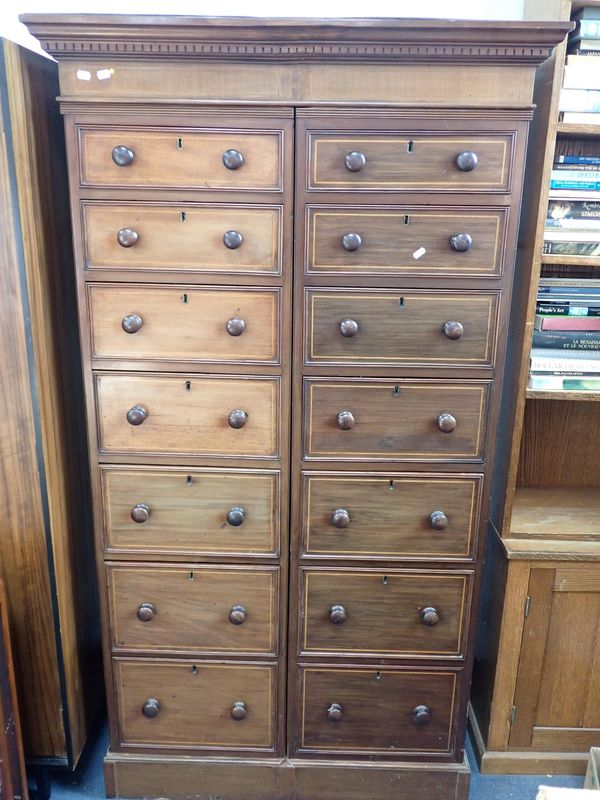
[542, 241, 600, 255]
[559, 88, 600, 111]
[550, 179, 600, 190]
[530, 356, 600, 371]
[536, 304, 600, 316]
[538, 285, 600, 295]
[532, 330, 600, 350]
[535, 315, 600, 331]
[556, 156, 600, 165]
[572, 20, 600, 36]
[552, 164, 600, 171]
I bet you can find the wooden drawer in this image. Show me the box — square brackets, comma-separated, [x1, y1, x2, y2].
[82, 202, 282, 275]
[305, 289, 499, 368]
[108, 564, 278, 656]
[297, 666, 459, 756]
[306, 206, 506, 278]
[114, 659, 276, 751]
[78, 126, 283, 190]
[304, 379, 489, 462]
[101, 467, 280, 557]
[299, 568, 471, 659]
[301, 472, 482, 560]
[307, 132, 513, 192]
[95, 373, 279, 458]
[88, 285, 280, 365]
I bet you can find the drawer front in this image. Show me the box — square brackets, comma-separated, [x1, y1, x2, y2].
[304, 379, 489, 461]
[108, 565, 278, 655]
[306, 206, 506, 278]
[79, 127, 283, 190]
[115, 659, 276, 750]
[308, 132, 513, 192]
[88, 285, 280, 365]
[305, 289, 499, 368]
[302, 473, 481, 560]
[95, 373, 279, 458]
[300, 568, 471, 658]
[83, 203, 281, 275]
[297, 666, 458, 755]
[101, 467, 279, 557]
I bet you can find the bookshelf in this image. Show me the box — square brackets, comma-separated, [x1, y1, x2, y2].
[469, 0, 600, 776]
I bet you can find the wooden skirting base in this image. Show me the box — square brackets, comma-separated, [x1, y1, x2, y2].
[104, 751, 470, 800]
[468, 704, 588, 776]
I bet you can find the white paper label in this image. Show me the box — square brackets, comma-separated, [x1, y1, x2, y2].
[412, 247, 427, 260]
[96, 68, 112, 81]
[76, 69, 92, 81]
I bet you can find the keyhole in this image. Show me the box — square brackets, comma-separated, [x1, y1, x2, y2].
[186, 475, 193, 486]
[179, 211, 187, 222]
[404, 215, 410, 225]
[394, 385, 401, 397]
[189, 571, 195, 580]
[383, 575, 388, 585]
[176, 137, 184, 149]
[388, 479, 395, 490]
[376, 671, 382, 681]
[185, 380, 191, 391]
[191, 665, 198, 674]
[407, 140, 414, 153]
[399, 297, 404, 307]
[182, 293, 188, 304]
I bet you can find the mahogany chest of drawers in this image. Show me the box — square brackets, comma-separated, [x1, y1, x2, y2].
[22, 14, 568, 800]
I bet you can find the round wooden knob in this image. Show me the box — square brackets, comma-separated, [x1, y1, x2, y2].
[436, 413, 456, 433]
[339, 319, 359, 338]
[117, 228, 139, 248]
[223, 149, 244, 170]
[421, 607, 440, 627]
[122, 314, 143, 334]
[336, 410, 355, 431]
[227, 506, 246, 527]
[228, 410, 248, 429]
[137, 603, 156, 623]
[112, 145, 135, 166]
[344, 151, 367, 172]
[443, 321, 464, 340]
[327, 703, 344, 722]
[142, 698, 160, 719]
[456, 151, 478, 172]
[229, 604, 247, 625]
[329, 604, 346, 624]
[412, 705, 432, 726]
[223, 230, 243, 249]
[226, 318, 246, 337]
[231, 701, 247, 720]
[331, 508, 350, 529]
[341, 233, 362, 252]
[450, 233, 473, 252]
[131, 503, 151, 523]
[429, 511, 448, 530]
[126, 405, 147, 426]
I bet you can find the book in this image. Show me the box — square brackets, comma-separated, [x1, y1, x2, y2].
[532, 330, 600, 350]
[543, 230, 600, 241]
[559, 89, 600, 111]
[573, 8, 600, 21]
[542, 241, 600, 255]
[536, 303, 600, 317]
[549, 189, 600, 200]
[552, 163, 600, 171]
[534, 314, 600, 331]
[570, 19, 600, 38]
[547, 199, 600, 220]
[539, 278, 600, 288]
[555, 155, 600, 165]
[550, 177, 600, 190]
[530, 347, 600, 371]
[568, 39, 600, 53]
[528, 374, 600, 391]
[560, 112, 600, 122]
[545, 218, 600, 229]
[563, 64, 600, 89]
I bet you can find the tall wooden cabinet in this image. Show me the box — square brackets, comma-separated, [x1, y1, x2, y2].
[22, 14, 568, 800]
[0, 39, 101, 770]
[470, 0, 600, 776]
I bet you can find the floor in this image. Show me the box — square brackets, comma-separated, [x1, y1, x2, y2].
[46, 723, 585, 800]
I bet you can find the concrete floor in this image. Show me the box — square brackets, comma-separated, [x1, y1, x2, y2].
[45, 723, 585, 800]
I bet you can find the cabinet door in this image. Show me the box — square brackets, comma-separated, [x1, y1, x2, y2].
[509, 564, 600, 751]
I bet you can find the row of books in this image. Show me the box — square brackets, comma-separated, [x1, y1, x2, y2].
[529, 278, 600, 391]
[559, 6, 600, 123]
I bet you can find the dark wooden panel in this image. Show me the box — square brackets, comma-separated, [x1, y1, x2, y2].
[108, 564, 278, 655]
[305, 288, 499, 367]
[299, 568, 472, 658]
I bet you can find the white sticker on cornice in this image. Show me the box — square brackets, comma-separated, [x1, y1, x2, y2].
[76, 69, 91, 81]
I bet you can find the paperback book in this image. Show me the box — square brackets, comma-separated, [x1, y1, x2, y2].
[530, 347, 600, 371]
[534, 314, 600, 331]
[542, 241, 600, 255]
[532, 330, 600, 350]
[528, 374, 600, 391]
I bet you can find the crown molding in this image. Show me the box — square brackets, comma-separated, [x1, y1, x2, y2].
[20, 15, 572, 66]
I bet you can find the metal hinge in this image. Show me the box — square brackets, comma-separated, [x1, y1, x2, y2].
[524, 595, 531, 617]
[510, 705, 517, 726]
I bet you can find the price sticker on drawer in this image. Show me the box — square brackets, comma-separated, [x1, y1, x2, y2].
[413, 246, 427, 260]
